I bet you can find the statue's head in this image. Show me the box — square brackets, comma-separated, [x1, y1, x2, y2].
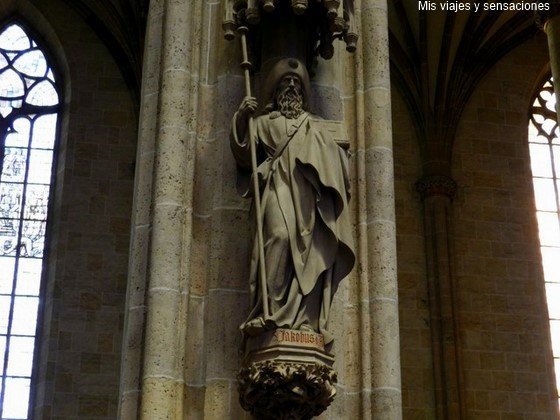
[263, 58, 311, 117]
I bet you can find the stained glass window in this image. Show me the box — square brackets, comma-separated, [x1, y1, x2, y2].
[528, 76, 560, 408]
[0, 23, 59, 419]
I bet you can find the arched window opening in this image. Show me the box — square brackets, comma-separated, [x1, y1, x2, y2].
[529, 76, 560, 407]
[0, 22, 60, 419]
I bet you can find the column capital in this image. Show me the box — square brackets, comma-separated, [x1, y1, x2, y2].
[536, 2, 560, 30]
[415, 175, 457, 201]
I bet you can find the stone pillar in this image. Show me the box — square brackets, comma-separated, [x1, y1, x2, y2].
[354, 0, 402, 417]
[416, 175, 465, 419]
[118, 0, 201, 418]
[118, 0, 164, 417]
[540, 5, 560, 117]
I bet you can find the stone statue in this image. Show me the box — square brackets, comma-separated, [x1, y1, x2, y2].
[230, 58, 355, 345]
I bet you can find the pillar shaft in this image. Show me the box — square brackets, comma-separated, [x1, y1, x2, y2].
[417, 175, 465, 419]
[118, 0, 164, 417]
[140, 0, 198, 417]
[119, 0, 200, 419]
[544, 10, 560, 119]
[355, 0, 402, 417]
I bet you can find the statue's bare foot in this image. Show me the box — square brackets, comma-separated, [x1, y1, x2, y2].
[243, 317, 266, 336]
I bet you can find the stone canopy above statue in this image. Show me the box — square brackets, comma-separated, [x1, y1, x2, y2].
[222, 0, 358, 67]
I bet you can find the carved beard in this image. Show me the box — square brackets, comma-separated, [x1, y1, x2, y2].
[276, 86, 304, 119]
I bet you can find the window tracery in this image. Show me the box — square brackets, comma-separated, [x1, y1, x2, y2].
[0, 22, 59, 419]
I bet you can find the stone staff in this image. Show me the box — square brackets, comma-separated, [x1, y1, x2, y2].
[237, 25, 270, 320]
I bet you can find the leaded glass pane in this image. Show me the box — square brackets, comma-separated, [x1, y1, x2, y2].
[533, 178, 558, 212]
[0, 26, 30, 51]
[0, 69, 24, 99]
[6, 336, 34, 377]
[0, 296, 10, 334]
[0, 22, 60, 418]
[552, 320, 560, 356]
[0, 257, 14, 294]
[32, 114, 57, 149]
[2, 378, 30, 419]
[4, 118, 30, 148]
[541, 89, 556, 110]
[0, 54, 7, 71]
[539, 234, 560, 283]
[547, 283, 560, 320]
[20, 220, 45, 257]
[23, 184, 49, 220]
[0, 336, 5, 374]
[26, 80, 58, 106]
[0, 183, 23, 219]
[529, 143, 553, 178]
[0, 218, 20, 257]
[10, 297, 38, 336]
[554, 146, 560, 178]
[537, 212, 560, 247]
[12, 50, 47, 78]
[15, 258, 41, 296]
[27, 149, 53, 184]
[2, 148, 27, 182]
[543, 119, 557, 136]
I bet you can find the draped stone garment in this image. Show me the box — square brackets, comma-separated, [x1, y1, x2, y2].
[231, 111, 355, 344]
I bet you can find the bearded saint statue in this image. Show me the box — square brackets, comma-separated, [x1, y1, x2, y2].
[230, 58, 355, 345]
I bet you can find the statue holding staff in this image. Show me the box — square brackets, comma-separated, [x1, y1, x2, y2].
[230, 57, 355, 345]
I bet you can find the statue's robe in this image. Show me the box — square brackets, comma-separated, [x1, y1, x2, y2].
[231, 110, 355, 344]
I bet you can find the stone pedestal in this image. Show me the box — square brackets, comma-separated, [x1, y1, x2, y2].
[238, 329, 337, 419]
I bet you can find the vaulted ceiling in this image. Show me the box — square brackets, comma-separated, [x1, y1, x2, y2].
[388, 1, 539, 172]
[63, 0, 148, 97]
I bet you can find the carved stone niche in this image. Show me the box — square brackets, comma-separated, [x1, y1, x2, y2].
[238, 329, 337, 419]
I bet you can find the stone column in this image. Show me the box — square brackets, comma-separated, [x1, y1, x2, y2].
[354, 0, 402, 417]
[540, 5, 560, 117]
[118, 1, 200, 418]
[118, 0, 164, 417]
[416, 175, 465, 419]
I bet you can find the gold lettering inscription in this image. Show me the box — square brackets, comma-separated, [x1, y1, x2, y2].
[275, 329, 324, 347]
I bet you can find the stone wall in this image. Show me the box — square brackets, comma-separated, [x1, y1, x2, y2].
[452, 34, 557, 418]
[15, 1, 138, 418]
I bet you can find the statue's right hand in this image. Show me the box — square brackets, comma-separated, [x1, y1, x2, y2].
[238, 96, 258, 117]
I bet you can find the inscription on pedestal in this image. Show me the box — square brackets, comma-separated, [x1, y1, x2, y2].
[273, 328, 325, 350]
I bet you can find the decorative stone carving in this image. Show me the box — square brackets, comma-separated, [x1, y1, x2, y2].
[222, 0, 357, 59]
[238, 360, 337, 419]
[415, 175, 457, 201]
[239, 329, 337, 419]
